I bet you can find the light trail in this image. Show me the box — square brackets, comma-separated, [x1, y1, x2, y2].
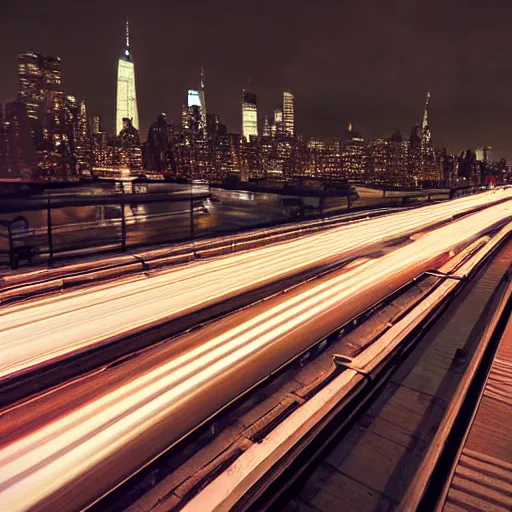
[0, 190, 510, 384]
[0, 199, 510, 512]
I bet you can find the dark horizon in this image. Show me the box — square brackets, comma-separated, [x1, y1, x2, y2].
[1, 0, 511, 159]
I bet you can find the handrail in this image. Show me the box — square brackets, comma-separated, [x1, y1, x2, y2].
[399, 273, 512, 512]
[0, 191, 212, 214]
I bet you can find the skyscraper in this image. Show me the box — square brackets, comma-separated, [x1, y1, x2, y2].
[262, 115, 271, 137]
[116, 19, 139, 135]
[475, 146, 493, 163]
[421, 92, 431, 146]
[199, 66, 207, 129]
[75, 101, 92, 174]
[4, 102, 37, 179]
[187, 89, 202, 108]
[43, 56, 63, 106]
[272, 108, 283, 137]
[183, 68, 207, 133]
[183, 90, 204, 132]
[283, 91, 295, 136]
[17, 52, 44, 122]
[242, 90, 258, 140]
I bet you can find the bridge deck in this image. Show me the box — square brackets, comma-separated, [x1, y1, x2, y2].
[441, 312, 512, 512]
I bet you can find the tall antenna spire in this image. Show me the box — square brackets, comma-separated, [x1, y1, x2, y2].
[200, 65, 205, 90]
[422, 92, 431, 131]
[125, 18, 130, 57]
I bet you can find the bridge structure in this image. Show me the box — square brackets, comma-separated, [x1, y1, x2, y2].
[0, 188, 511, 512]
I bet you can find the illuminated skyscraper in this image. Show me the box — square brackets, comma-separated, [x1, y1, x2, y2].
[188, 89, 202, 109]
[242, 90, 258, 140]
[92, 116, 102, 134]
[183, 68, 207, 133]
[43, 56, 63, 108]
[4, 102, 37, 179]
[75, 101, 92, 174]
[421, 92, 431, 146]
[17, 52, 44, 121]
[199, 66, 207, 129]
[475, 146, 493, 163]
[116, 19, 139, 135]
[262, 115, 271, 137]
[283, 91, 295, 136]
[272, 108, 283, 137]
[183, 90, 204, 132]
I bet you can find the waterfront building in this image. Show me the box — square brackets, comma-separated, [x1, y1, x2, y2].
[116, 19, 139, 135]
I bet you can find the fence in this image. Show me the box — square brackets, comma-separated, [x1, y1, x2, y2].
[0, 183, 487, 270]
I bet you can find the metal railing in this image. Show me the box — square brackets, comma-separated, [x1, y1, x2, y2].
[0, 189, 211, 269]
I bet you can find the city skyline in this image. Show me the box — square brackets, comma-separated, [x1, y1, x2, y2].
[1, 1, 511, 160]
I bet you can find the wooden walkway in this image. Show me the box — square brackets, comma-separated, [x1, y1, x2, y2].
[441, 313, 512, 512]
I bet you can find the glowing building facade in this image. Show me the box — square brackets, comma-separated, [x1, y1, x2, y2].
[116, 19, 139, 135]
[183, 67, 207, 132]
[242, 90, 258, 140]
[283, 91, 295, 136]
[188, 89, 201, 108]
[272, 108, 283, 137]
[475, 146, 493, 163]
[199, 67, 207, 129]
[17, 52, 44, 122]
[421, 92, 431, 146]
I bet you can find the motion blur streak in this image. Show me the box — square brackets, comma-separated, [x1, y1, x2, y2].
[0, 200, 510, 511]
[1, 190, 510, 381]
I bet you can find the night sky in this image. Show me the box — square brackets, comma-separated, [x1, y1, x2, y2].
[1, 0, 511, 159]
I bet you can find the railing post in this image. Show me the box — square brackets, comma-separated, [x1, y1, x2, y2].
[8, 228, 15, 270]
[121, 201, 127, 252]
[190, 181, 196, 258]
[47, 196, 54, 265]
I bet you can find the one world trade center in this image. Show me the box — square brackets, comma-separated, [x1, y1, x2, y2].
[116, 19, 139, 135]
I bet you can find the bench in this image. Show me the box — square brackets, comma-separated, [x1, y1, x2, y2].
[0, 217, 37, 269]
